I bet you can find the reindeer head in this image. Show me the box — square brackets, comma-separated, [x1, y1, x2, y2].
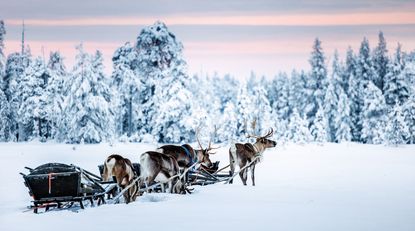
[102, 157, 115, 182]
[195, 131, 219, 168]
[248, 128, 277, 148]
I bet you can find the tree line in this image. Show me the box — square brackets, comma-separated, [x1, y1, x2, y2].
[0, 20, 414, 145]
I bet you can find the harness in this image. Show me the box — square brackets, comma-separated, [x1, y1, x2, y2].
[181, 145, 196, 165]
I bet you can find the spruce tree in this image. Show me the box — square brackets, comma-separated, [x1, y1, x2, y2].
[343, 47, 356, 93]
[135, 21, 186, 138]
[311, 105, 328, 143]
[4, 51, 31, 141]
[17, 57, 49, 141]
[383, 44, 409, 106]
[111, 42, 142, 138]
[307, 38, 328, 126]
[348, 72, 364, 142]
[62, 45, 114, 143]
[373, 31, 389, 91]
[236, 84, 255, 139]
[335, 90, 352, 142]
[46, 51, 67, 140]
[0, 88, 11, 141]
[0, 20, 5, 81]
[272, 73, 290, 120]
[356, 37, 378, 86]
[287, 108, 312, 144]
[403, 95, 415, 144]
[361, 82, 387, 144]
[217, 101, 238, 142]
[385, 104, 409, 145]
[323, 81, 338, 142]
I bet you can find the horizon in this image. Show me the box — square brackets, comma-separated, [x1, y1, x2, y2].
[1, 0, 415, 78]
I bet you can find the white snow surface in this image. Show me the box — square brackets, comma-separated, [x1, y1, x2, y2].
[0, 142, 414, 231]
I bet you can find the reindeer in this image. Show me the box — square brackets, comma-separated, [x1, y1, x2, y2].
[229, 128, 276, 186]
[102, 154, 139, 203]
[139, 151, 185, 194]
[156, 135, 217, 170]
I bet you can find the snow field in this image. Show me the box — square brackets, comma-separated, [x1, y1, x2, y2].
[0, 142, 414, 231]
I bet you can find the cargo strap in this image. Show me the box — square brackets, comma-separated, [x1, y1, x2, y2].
[48, 173, 54, 194]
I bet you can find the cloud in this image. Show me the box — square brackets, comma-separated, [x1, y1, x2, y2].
[4, 11, 415, 27]
[1, 0, 414, 20]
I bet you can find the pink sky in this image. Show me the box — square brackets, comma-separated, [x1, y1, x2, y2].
[2, 1, 415, 78]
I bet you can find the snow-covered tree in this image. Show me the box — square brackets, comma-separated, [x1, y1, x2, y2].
[135, 21, 186, 138]
[385, 104, 410, 146]
[217, 101, 238, 142]
[0, 88, 11, 141]
[236, 84, 255, 139]
[251, 85, 273, 134]
[383, 44, 409, 106]
[348, 71, 364, 142]
[152, 71, 193, 143]
[62, 45, 114, 143]
[335, 90, 352, 142]
[287, 108, 312, 144]
[323, 83, 338, 142]
[356, 37, 378, 86]
[403, 57, 415, 95]
[324, 72, 340, 142]
[111, 42, 142, 137]
[212, 73, 238, 112]
[306, 38, 328, 126]
[273, 116, 289, 145]
[0, 20, 5, 81]
[403, 95, 415, 144]
[311, 106, 328, 143]
[246, 71, 259, 95]
[361, 82, 387, 144]
[271, 73, 290, 120]
[373, 31, 389, 91]
[343, 47, 356, 93]
[399, 55, 415, 98]
[288, 70, 306, 114]
[17, 57, 49, 141]
[191, 74, 222, 142]
[46, 51, 67, 140]
[3, 50, 31, 141]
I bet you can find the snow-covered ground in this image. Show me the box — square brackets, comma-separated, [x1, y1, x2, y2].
[0, 142, 414, 231]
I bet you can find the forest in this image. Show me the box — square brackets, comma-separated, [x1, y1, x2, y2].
[0, 20, 414, 145]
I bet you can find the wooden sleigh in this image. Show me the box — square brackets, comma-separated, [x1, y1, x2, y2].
[21, 163, 113, 213]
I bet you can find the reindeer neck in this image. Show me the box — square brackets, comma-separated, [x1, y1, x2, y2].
[253, 142, 266, 155]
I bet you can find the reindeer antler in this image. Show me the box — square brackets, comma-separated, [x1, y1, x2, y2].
[204, 126, 220, 154]
[206, 139, 220, 154]
[247, 128, 274, 139]
[195, 127, 204, 150]
[246, 133, 260, 139]
[263, 128, 274, 138]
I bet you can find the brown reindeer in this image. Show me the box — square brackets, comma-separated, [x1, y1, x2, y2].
[139, 151, 184, 194]
[102, 154, 139, 203]
[156, 135, 217, 169]
[229, 128, 276, 186]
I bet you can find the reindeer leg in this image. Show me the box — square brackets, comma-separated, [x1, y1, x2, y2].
[161, 183, 166, 193]
[229, 149, 235, 184]
[168, 180, 173, 193]
[251, 164, 256, 186]
[238, 159, 248, 186]
[144, 177, 150, 193]
[239, 168, 248, 186]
